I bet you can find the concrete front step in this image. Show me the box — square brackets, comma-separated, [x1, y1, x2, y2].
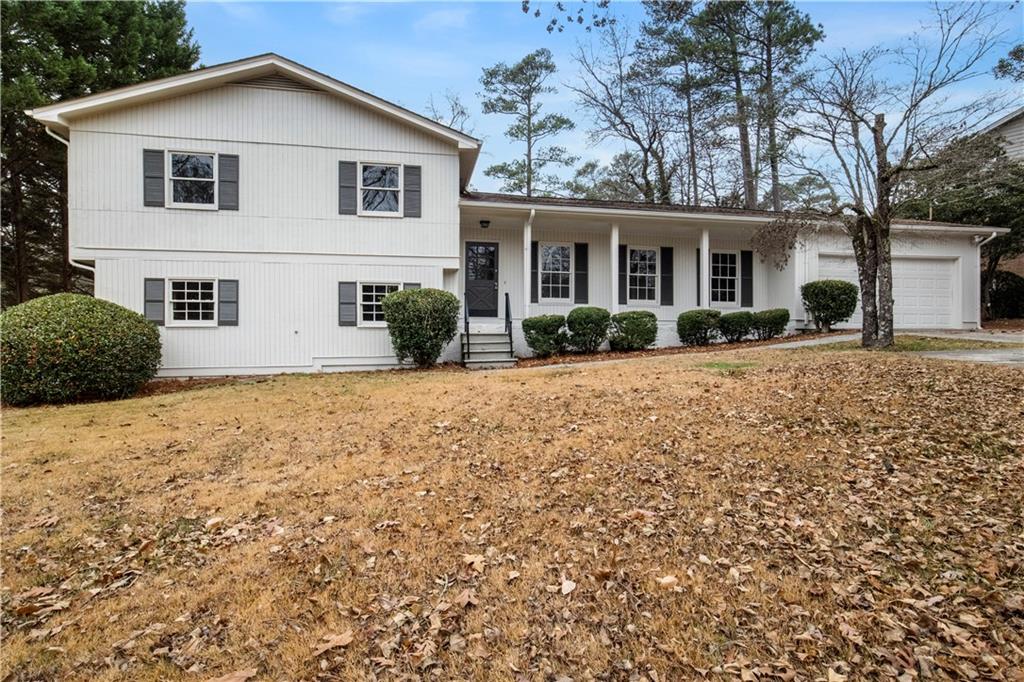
[464, 358, 517, 370]
[462, 349, 514, 362]
[461, 332, 510, 343]
[461, 340, 513, 352]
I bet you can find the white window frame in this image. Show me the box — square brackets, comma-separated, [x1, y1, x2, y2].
[710, 250, 740, 306]
[167, 150, 218, 210]
[166, 278, 218, 327]
[357, 281, 403, 327]
[538, 242, 573, 303]
[627, 246, 659, 305]
[357, 162, 403, 217]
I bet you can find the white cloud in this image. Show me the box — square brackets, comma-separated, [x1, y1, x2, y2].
[413, 7, 472, 32]
[213, 1, 268, 24]
[323, 3, 371, 26]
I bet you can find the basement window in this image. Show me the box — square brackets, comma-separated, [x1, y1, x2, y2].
[168, 279, 216, 325]
[360, 282, 400, 325]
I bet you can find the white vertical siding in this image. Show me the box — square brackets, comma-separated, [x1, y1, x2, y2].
[98, 257, 448, 375]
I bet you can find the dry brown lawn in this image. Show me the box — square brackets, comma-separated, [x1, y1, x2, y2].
[1, 348, 1022, 681]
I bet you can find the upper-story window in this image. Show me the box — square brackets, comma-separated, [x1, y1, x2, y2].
[628, 247, 658, 303]
[169, 152, 217, 208]
[360, 163, 401, 215]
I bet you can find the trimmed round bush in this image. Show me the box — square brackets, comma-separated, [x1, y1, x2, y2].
[990, 270, 1024, 319]
[751, 308, 790, 340]
[566, 306, 611, 353]
[1, 294, 161, 405]
[522, 314, 567, 358]
[801, 279, 858, 331]
[382, 288, 459, 367]
[676, 309, 721, 346]
[717, 311, 754, 344]
[609, 310, 658, 351]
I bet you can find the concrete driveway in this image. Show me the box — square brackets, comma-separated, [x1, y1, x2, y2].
[915, 348, 1024, 366]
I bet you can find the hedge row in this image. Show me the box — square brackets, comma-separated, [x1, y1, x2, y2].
[522, 306, 791, 356]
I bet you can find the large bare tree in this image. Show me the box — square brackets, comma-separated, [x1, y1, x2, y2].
[756, 3, 1006, 347]
[571, 25, 680, 203]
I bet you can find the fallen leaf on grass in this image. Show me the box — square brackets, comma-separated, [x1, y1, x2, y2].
[312, 630, 354, 657]
[655, 575, 679, 589]
[205, 669, 257, 682]
[462, 553, 486, 573]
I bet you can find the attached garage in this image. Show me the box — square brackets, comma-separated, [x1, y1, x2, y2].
[817, 254, 957, 329]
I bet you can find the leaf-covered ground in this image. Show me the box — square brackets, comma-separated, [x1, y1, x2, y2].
[2, 349, 1022, 681]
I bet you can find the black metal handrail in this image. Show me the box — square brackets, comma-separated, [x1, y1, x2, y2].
[463, 291, 470, 363]
[504, 292, 513, 353]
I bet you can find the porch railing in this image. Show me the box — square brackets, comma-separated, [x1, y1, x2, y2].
[504, 292, 513, 354]
[462, 291, 470, 363]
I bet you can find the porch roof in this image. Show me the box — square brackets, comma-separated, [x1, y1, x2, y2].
[460, 191, 1008, 236]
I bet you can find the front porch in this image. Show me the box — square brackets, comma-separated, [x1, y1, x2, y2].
[457, 199, 797, 353]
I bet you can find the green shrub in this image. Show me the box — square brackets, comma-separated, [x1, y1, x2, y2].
[717, 311, 754, 343]
[801, 279, 858, 331]
[382, 288, 460, 367]
[676, 309, 721, 346]
[566, 306, 611, 353]
[522, 314, 567, 357]
[1, 294, 162, 405]
[990, 271, 1024, 319]
[608, 310, 658, 351]
[751, 308, 790, 340]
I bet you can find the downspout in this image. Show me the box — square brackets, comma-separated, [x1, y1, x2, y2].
[974, 232, 997, 329]
[45, 127, 94, 275]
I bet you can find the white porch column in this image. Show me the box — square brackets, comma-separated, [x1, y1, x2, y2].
[522, 211, 534, 319]
[700, 227, 711, 308]
[610, 223, 620, 313]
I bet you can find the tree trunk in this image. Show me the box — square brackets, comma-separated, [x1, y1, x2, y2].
[683, 61, 700, 206]
[980, 253, 1000, 322]
[525, 101, 534, 197]
[872, 113, 894, 348]
[10, 170, 30, 303]
[728, 36, 757, 209]
[59, 166, 73, 292]
[763, 21, 782, 211]
[851, 220, 879, 347]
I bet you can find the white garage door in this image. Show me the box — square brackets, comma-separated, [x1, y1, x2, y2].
[817, 255, 956, 329]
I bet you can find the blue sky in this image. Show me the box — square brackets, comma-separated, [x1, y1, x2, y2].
[186, 1, 1023, 192]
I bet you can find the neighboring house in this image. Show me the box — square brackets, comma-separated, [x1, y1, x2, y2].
[979, 106, 1024, 278]
[27, 54, 1007, 376]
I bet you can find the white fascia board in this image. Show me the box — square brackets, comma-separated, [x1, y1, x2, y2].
[460, 200, 1009, 235]
[458, 199, 773, 224]
[27, 54, 481, 150]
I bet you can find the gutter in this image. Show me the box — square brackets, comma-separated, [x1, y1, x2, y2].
[43, 127, 95, 275]
[974, 231, 998, 247]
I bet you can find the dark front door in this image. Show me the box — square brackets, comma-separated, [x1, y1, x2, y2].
[465, 241, 499, 317]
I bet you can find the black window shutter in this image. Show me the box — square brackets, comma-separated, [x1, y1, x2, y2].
[339, 282, 357, 326]
[339, 162, 357, 215]
[144, 278, 165, 325]
[530, 241, 539, 304]
[143, 150, 164, 207]
[660, 247, 674, 306]
[696, 248, 701, 306]
[573, 243, 588, 304]
[741, 250, 754, 307]
[618, 244, 627, 306]
[218, 155, 239, 211]
[403, 166, 421, 218]
[403, 282, 421, 290]
[218, 280, 239, 326]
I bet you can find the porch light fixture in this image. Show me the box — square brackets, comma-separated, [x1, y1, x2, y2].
[480, 219, 491, 229]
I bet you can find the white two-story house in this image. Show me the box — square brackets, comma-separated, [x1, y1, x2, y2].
[28, 54, 1003, 376]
